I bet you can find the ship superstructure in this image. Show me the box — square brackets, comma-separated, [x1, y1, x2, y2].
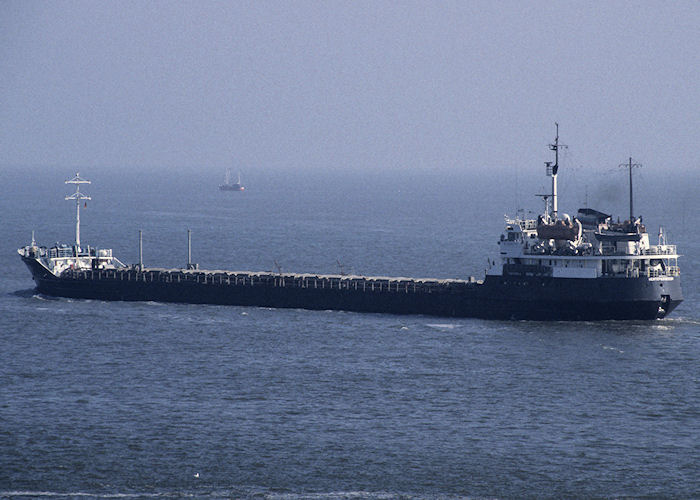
[18, 173, 126, 281]
[18, 131, 683, 320]
[484, 124, 681, 318]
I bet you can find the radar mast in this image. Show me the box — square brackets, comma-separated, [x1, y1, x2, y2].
[544, 123, 567, 220]
[619, 157, 641, 223]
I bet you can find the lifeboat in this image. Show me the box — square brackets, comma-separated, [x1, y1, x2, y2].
[537, 216, 582, 241]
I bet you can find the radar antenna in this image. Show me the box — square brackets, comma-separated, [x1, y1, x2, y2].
[65, 172, 91, 248]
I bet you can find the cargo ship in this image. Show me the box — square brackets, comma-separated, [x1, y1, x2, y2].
[18, 128, 683, 320]
[219, 169, 244, 191]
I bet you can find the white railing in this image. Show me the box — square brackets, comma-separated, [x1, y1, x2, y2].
[505, 217, 538, 230]
[643, 245, 677, 255]
[49, 247, 73, 258]
[646, 266, 680, 278]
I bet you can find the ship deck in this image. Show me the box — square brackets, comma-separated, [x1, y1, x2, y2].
[60, 267, 482, 294]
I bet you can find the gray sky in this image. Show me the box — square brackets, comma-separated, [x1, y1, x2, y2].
[1, 0, 699, 175]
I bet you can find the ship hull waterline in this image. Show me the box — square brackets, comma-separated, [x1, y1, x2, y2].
[21, 257, 682, 321]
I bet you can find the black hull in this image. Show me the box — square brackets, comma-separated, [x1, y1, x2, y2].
[21, 258, 682, 321]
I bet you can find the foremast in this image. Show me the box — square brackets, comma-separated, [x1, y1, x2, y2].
[65, 172, 91, 248]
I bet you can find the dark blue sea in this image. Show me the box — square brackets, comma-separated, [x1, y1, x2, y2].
[1, 167, 698, 499]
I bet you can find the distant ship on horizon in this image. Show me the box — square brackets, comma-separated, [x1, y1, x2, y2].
[219, 169, 244, 191]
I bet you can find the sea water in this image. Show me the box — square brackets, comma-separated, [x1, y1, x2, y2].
[1, 167, 698, 498]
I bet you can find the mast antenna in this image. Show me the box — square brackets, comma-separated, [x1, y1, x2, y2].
[544, 123, 567, 219]
[65, 172, 91, 248]
[619, 157, 642, 222]
[337, 259, 347, 276]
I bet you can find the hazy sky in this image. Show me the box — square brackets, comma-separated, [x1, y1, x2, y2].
[1, 1, 699, 175]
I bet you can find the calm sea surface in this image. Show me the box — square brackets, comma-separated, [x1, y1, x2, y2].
[1, 167, 698, 499]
